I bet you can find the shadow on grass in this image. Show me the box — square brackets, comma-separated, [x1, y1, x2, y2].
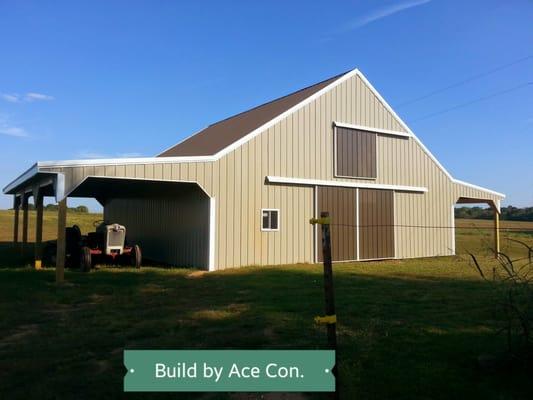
[0, 263, 531, 400]
[0, 242, 36, 268]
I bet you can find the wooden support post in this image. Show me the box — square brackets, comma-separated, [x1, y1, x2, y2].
[22, 194, 29, 244]
[34, 193, 44, 269]
[56, 198, 67, 283]
[494, 211, 500, 258]
[13, 196, 20, 244]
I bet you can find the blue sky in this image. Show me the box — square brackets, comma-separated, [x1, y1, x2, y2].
[0, 0, 531, 211]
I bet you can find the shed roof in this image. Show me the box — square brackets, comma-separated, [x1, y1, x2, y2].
[157, 71, 350, 157]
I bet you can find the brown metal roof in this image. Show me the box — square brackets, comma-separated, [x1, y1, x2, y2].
[158, 71, 350, 157]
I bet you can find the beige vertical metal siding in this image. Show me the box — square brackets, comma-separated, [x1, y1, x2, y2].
[39, 73, 503, 268]
[104, 186, 210, 268]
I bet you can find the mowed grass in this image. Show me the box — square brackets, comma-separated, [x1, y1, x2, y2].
[0, 211, 532, 399]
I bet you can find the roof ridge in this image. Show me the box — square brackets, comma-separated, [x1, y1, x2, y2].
[206, 69, 352, 127]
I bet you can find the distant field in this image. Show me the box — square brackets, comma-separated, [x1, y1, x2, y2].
[455, 218, 533, 258]
[0, 209, 102, 243]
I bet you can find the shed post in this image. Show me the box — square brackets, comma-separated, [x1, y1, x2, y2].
[13, 195, 20, 243]
[34, 190, 44, 269]
[494, 211, 500, 258]
[56, 198, 67, 283]
[22, 193, 29, 244]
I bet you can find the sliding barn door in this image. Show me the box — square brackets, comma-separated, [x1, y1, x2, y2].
[358, 189, 395, 260]
[316, 186, 357, 262]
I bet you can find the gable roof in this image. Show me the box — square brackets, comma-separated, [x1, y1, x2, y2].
[157, 70, 351, 157]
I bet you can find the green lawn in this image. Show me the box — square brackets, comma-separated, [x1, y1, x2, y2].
[0, 211, 532, 399]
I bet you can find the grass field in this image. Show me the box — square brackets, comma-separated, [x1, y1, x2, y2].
[0, 210, 532, 399]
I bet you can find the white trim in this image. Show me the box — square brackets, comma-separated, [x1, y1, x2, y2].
[4, 68, 505, 202]
[451, 204, 456, 256]
[261, 208, 280, 232]
[63, 174, 212, 199]
[37, 156, 215, 169]
[209, 197, 216, 271]
[212, 70, 360, 160]
[314, 186, 318, 263]
[3, 163, 38, 193]
[453, 178, 505, 198]
[55, 173, 65, 201]
[392, 190, 396, 259]
[333, 121, 411, 138]
[355, 70, 455, 181]
[355, 71, 504, 199]
[266, 176, 428, 193]
[356, 188, 360, 261]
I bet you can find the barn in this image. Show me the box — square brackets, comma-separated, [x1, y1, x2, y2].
[3, 68, 505, 271]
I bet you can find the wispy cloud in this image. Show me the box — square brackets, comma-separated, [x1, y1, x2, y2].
[340, 0, 431, 31]
[0, 115, 29, 137]
[1, 94, 20, 103]
[25, 92, 54, 102]
[1, 92, 55, 103]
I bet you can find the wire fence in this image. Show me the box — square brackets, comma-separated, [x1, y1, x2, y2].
[326, 223, 533, 232]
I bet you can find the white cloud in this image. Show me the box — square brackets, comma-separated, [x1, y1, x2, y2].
[0, 114, 29, 137]
[0, 92, 55, 103]
[0, 126, 28, 137]
[25, 92, 54, 102]
[341, 0, 431, 31]
[1, 94, 21, 103]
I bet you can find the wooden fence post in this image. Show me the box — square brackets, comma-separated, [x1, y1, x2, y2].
[310, 211, 338, 398]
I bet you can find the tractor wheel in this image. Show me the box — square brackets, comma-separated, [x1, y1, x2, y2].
[131, 245, 142, 268]
[80, 246, 92, 272]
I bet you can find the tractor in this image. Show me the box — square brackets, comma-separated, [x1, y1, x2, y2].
[43, 221, 142, 271]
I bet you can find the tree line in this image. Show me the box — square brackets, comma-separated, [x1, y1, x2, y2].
[455, 206, 533, 221]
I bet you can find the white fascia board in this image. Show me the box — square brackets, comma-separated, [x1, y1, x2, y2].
[38, 155, 215, 169]
[354, 70, 455, 181]
[333, 121, 411, 138]
[208, 196, 216, 271]
[2, 163, 39, 194]
[212, 69, 361, 159]
[64, 174, 212, 199]
[266, 176, 428, 193]
[453, 178, 506, 198]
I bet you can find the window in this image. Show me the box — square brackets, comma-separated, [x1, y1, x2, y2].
[261, 209, 279, 231]
[335, 126, 377, 179]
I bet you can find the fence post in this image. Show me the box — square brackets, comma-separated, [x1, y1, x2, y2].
[310, 211, 338, 398]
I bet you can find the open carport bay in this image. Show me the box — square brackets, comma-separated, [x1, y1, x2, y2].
[71, 177, 212, 269]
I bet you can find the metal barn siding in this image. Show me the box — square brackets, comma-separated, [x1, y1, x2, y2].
[37, 72, 504, 269]
[104, 188, 210, 268]
[359, 189, 394, 260]
[335, 128, 377, 178]
[316, 186, 358, 262]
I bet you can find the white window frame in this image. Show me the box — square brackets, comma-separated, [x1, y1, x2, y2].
[261, 208, 280, 232]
